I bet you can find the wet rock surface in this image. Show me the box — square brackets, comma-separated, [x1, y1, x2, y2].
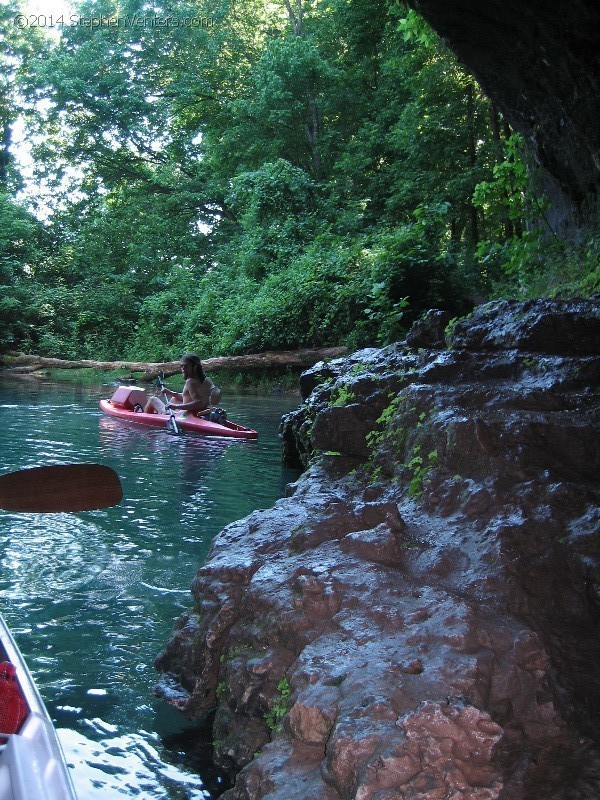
[155, 298, 600, 799]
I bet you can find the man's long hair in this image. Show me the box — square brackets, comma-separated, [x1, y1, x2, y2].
[182, 353, 206, 382]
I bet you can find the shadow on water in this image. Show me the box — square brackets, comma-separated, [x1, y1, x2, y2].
[0, 378, 301, 799]
[157, 711, 234, 798]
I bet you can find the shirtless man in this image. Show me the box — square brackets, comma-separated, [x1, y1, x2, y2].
[144, 353, 220, 415]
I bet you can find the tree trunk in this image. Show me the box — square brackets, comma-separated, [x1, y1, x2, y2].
[2, 347, 349, 381]
[466, 82, 479, 245]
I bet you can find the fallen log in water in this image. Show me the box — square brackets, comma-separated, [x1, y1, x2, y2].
[1, 348, 348, 382]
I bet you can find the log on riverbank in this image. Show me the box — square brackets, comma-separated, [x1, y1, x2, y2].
[1, 348, 348, 381]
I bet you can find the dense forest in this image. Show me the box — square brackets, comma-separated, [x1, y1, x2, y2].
[1, 0, 598, 361]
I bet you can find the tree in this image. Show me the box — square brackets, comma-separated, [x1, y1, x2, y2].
[3, 0, 575, 360]
[0, 192, 48, 349]
[0, 0, 48, 189]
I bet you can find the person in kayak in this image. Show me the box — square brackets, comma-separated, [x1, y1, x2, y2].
[144, 353, 221, 416]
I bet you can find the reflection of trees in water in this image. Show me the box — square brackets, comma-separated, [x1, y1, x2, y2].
[97, 415, 252, 544]
[178, 434, 237, 488]
[98, 414, 235, 496]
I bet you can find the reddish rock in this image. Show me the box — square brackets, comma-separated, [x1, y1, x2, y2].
[155, 299, 600, 799]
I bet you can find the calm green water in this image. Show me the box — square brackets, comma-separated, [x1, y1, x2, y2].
[0, 378, 300, 799]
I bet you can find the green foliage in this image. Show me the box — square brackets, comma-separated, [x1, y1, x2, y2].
[471, 132, 600, 297]
[406, 445, 439, 497]
[216, 682, 227, 700]
[366, 393, 402, 451]
[0, 194, 49, 349]
[328, 383, 356, 408]
[264, 677, 291, 731]
[1, 0, 596, 359]
[443, 316, 459, 344]
[363, 397, 442, 494]
[397, 9, 439, 47]
[0, 1, 49, 191]
[364, 287, 409, 343]
[222, 644, 251, 662]
[362, 392, 410, 484]
[473, 134, 534, 227]
[476, 222, 600, 299]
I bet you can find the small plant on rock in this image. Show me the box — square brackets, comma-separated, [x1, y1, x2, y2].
[407, 446, 439, 496]
[328, 383, 356, 408]
[265, 677, 292, 731]
[216, 681, 227, 700]
[366, 393, 402, 451]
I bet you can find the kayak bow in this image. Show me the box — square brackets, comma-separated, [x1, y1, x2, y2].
[0, 613, 77, 800]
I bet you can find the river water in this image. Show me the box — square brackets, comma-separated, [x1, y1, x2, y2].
[0, 377, 301, 799]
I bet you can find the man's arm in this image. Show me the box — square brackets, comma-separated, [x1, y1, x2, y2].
[167, 379, 210, 412]
[163, 388, 183, 401]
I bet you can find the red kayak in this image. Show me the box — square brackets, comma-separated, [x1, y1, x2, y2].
[99, 387, 258, 440]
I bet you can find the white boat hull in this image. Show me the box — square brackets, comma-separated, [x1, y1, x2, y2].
[0, 614, 76, 800]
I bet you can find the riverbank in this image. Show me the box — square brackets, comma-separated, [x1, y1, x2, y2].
[0, 365, 303, 396]
[155, 298, 600, 799]
[0, 347, 347, 390]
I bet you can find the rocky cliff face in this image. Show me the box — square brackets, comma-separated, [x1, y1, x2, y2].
[155, 299, 600, 799]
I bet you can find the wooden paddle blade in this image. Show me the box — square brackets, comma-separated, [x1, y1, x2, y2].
[0, 464, 123, 513]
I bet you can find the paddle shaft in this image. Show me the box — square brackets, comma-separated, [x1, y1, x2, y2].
[157, 372, 181, 435]
[0, 464, 123, 513]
